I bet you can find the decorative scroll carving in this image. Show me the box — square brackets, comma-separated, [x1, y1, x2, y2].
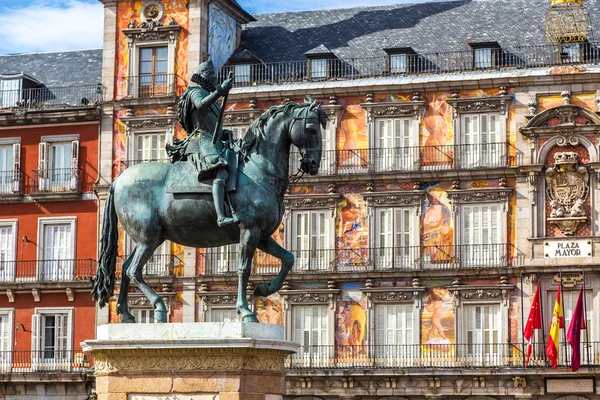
[202, 294, 237, 305]
[281, 289, 340, 311]
[462, 289, 500, 300]
[289, 292, 330, 303]
[284, 194, 340, 211]
[127, 118, 175, 130]
[223, 108, 263, 125]
[449, 285, 513, 307]
[363, 191, 425, 216]
[546, 152, 590, 235]
[361, 101, 426, 121]
[448, 188, 513, 213]
[446, 96, 512, 119]
[372, 292, 413, 302]
[129, 296, 152, 307]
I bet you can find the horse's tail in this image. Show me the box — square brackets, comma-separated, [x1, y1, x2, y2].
[92, 182, 118, 308]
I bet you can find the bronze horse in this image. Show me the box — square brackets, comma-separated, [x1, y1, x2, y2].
[92, 100, 326, 322]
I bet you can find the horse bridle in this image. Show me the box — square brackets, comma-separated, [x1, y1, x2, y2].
[289, 107, 318, 184]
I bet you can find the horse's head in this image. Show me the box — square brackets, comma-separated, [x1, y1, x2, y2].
[289, 98, 327, 176]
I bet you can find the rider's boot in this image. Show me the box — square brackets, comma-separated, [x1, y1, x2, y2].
[213, 179, 236, 227]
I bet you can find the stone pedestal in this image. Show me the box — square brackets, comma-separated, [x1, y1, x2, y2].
[82, 323, 298, 400]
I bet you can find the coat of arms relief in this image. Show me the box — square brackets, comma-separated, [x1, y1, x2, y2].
[545, 151, 589, 235]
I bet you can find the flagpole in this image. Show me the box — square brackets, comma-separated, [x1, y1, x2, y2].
[582, 269, 590, 365]
[539, 277, 546, 364]
[560, 270, 567, 367]
[520, 272, 526, 368]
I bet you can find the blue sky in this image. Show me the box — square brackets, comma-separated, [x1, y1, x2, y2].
[0, 0, 441, 55]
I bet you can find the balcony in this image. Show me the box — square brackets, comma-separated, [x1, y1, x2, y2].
[117, 74, 180, 101]
[0, 350, 93, 373]
[116, 254, 175, 278]
[0, 84, 101, 113]
[0, 170, 22, 202]
[0, 259, 95, 284]
[285, 343, 600, 370]
[218, 42, 600, 88]
[290, 143, 517, 178]
[201, 244, 514, 276]
[30, 168, 81, 201]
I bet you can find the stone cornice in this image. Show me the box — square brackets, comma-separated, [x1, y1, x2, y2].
[446, 95, 512, 117]
[284, 193, 341, 210]
[223, 107, 263, 125]
[360, 101, 426, 120]
[448, 187, 513, 203]
[123, 24, 181, 43]
[280, 289, 340, 305]
[520, 124, 600, 140]
[447, 284, 514, 306]
[120, 114, 177, 131]
[362, 190, 426, 207]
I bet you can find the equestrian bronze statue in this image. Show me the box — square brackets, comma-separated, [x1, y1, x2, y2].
[92, 61, 326, 323]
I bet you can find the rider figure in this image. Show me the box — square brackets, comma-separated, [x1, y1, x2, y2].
[173, 58, 238, 227]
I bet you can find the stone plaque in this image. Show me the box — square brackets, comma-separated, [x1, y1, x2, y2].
[130, 395, 218, 400]
[544, 239, 591, 258]
[545, 378, 595, 394]
[554, 271, 584, 288]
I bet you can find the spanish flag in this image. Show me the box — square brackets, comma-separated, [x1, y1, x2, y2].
[546, 284, 564, 369]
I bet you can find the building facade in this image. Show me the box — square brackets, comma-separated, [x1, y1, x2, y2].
[0, 51, 102, 398]
[96, 1, 600, 400]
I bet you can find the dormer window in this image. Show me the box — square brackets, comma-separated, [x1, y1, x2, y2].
[225, 49, 262, 85]
[469, 42, 501, 69]
[384, 46, 416, 75]
[560, 43, 581, 63]
[310, 59, 328, 79]
[234, 64, 251, 83]
[305, 44, 335, 80]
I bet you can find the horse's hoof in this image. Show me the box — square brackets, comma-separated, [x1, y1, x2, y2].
[121, 315, 136, 323]
[254, 282, 270, 297]
[155, 310, 168, 323]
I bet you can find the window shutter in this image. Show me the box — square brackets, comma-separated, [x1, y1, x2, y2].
[38, 142, 48, 190]
[293, 306, 302, 346]
[376, 304, 385, 346]
[70, 141, 79, 191]
[11, 144, 20, 193]
[31, 314, 41, 367]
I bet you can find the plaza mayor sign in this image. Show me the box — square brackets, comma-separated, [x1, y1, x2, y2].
[544, 239, 592, 258]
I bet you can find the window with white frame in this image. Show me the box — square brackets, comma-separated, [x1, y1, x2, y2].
[39, 218, 76, 282]
[375, 303, 416, 362]
[310, 59, 328, 79]
[292, 305, 329, 359]
[561, 44, 581, 63]
[375, 208, 413, 270]
[123, 234, 170, 277]
[375, 117, 417, 172]
[0, 310, 13, 371]
[224, 125, 248, 141]
[38, 139, 79, 192]
[234, 64, 251, 83]
[208, 244, 239, 275]
[0, 143, 19, 194]
[32, 309, 73, 368]
[210, 307, 238, 322]
[473, 47, 493, 69]
[292, 210, 330, 271]
[134, 132, 166, 163]
[0, 221, 16, 282]
[133, 309, 156, 323]
[464, 304, 501, 359]
[461, 203, 502, 267]
[389, 53, 408, 74]
[460, 113, 502, 168]
[547, 289, 593, 354]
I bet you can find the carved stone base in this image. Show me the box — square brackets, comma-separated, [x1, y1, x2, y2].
[548, 216, 587, 236]
[82, 323, 298, 400]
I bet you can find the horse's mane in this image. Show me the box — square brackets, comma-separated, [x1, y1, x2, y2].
[239, 99, 327, 159]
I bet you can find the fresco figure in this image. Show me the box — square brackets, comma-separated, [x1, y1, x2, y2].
[425, 289, 448, 341]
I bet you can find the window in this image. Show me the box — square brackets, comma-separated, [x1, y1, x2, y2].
[461, 113, 502, 168]
[292, 210, 330, 271]
[547, 289, 593, 360]
[474, 48, 493, 68]
[234, 64, 251, 83]
[0, 78, 20, 108]
[561, 44, 581, 63]
[0, 144, 19, 194]
[390, 54, 407, 74]
[310, 59, 328, 79]
[0, 221, 16, 282]
[38, 140, 79, 192]
[42, 223, 74, 281]
[135, 132, 166, 163]
[208, 244, 238, 275]
[464, 304, 501, 360]
[376, 118, 417, 172]
[224, 126, 248, 141]
[124, 234, 170, 277]
[461, 204, 502, 267]
[139, 46, 168, 97]
[375, 208, 413, 270]
[0, 310, 13, 371]
[32, 309, 73, 370]
[133, 309, 156, 323]
[210, 308, 238, 322]
[292, 305, 329, 359]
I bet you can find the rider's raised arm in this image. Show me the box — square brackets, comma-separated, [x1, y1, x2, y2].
[190, 87, 221, 111]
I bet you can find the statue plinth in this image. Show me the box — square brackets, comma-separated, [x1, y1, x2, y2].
[82, 323, 298, 400]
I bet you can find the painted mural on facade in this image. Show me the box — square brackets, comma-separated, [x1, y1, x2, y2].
[336, 283, 368, 356]
[256, 293, 284, 325]
[421, 283, 454, 349]
[208, 3, 237, 68]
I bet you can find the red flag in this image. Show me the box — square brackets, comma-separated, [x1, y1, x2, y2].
[566, 284, 587, 372]
[523, 284, 542, 367]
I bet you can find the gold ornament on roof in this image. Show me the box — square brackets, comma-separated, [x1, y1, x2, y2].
[545, 0, 591, 44]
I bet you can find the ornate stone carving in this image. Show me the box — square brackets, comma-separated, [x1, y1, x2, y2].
[372, 292, 413, 302]
[288, 292, 330, 303]
[448, 188, 513, 213]
[127, 118, 175, 130]
[545, 151, 590, 235]
[92, 348, 289, 375]
[223, 108, 263, 125]
[129, 296, 152, 307]
[284, 194, 340, 211]
[363, 191, 425, 215]
[462, 289, 500, 300]
[361, 101, 426, 120]
[446, 96, 512, 119]
[449, 285, 513, 306]
[203, 294, 237, 305]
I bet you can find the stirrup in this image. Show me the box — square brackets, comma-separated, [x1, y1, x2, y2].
[217, 217, 236, 227]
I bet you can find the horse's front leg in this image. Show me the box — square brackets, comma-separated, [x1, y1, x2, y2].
[237, 228, 260, 322]
[254, 237, 294, 297]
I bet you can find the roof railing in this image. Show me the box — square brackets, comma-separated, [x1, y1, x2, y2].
[0, 84, 101, 112]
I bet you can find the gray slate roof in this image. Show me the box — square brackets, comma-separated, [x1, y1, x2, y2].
[0, 49, 102, 87]
[236, 0, 600, 63]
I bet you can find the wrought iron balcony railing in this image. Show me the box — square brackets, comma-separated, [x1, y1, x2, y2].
[0, 350, 93, 373]
[290, 143, 517, 177]
[218, 42, 600, 87]
[202, 244, 514, 276]
[286, 342, 600, 370]
[31, 168, 80, 193]
[117, 74, 181, 100]
[0, 84, 101, 112]
[116, 254, 175, 278]
[0, 170, 21, 194]
[0, 259, 96, 283]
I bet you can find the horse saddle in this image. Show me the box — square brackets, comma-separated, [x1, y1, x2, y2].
[166, 149, 238, 194]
